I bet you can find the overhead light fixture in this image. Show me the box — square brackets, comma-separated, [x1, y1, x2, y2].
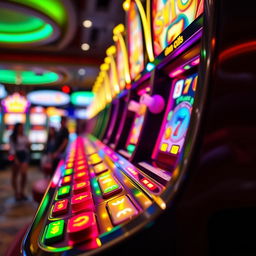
[83, 20, 92, 28]
[78, 68, 86, 76]
[81, 43, 90, 51]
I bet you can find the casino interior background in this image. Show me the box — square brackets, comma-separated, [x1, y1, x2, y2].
[0, 0, 256, 256]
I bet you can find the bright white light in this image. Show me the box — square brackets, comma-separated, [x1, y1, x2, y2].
[81, 43, 90, 51]
[78, 68, 86, 76]
[83, 20, 92, 28]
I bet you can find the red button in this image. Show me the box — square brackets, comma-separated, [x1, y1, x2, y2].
[52, 199, 69, 217]
[141, 177, 158, 191]
[74, 171, 89, 182]
[67, 212, 98, 242]
[61, 175, 72, 185]
[73, 181, 90, 194]
[75, 164, 88, 173]
[71, 192, 93, 212]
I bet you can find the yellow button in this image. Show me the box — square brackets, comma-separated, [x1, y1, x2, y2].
[170, 145, 180, 154]
[107, 195, 138, 225]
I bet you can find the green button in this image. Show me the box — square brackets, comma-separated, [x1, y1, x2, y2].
[44, 220, 64, 244]
[104, 184, 119, 194]
[58, 186, 70, 198]
[64, 168, 73, 176]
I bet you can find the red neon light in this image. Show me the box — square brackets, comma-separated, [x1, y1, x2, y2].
[219, 41, 256, 62]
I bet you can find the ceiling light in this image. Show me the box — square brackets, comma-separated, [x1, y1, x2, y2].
[78, 68, 86, 76]
[81, 43, 90, 51]
[83, 20, 92, 28]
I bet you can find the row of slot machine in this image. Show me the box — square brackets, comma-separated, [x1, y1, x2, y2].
[22, 0, 256, 255]
[0, 93, 65, 162]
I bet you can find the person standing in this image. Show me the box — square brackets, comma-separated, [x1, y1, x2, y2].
[52, 116, 69, 170]
[9, 123, 30, 201]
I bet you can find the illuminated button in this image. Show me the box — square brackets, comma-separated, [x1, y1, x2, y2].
[94, 162, 108, 175]
[75, 164, 88, 173]
[73, 181, 90, 194]
[52, 199, 69, 217]
[98, 173, 122, 198]
[141, 177, 158, 191]
[67, 212, 98, 242]
[44, 220, 64, 244]
[77, 160, 85, 165]
[66, 162, 73, 169]
[64, 168, 73, 176]
[170, 145, 180, 154]
[61, 175, 72, 185]
[58, 185, 70, 199]
[71, 192, 93, 212]
[89, 154, 102, 165]
[74, 171, 89, 182]
[160, 143, 168, 152]
[107, 195, 138, 225]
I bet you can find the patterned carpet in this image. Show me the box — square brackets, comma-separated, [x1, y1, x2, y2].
[0, 164, 43, 255]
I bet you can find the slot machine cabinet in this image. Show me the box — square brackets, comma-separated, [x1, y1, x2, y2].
[22, 0, 256, 256]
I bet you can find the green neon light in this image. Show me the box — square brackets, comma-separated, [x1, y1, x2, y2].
[127, 144, 136, 153]
[58, 186, 70, 197]
[64, 169, 73, 176]
[71, 91, 95, 106]
[0, 24, 53, 43]
[0, 70, 59, 85]
[0, 8, 45, 33]
[10, 0, 67, 26]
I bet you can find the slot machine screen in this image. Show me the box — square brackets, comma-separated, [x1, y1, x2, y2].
[127, 0, 144, 80]
[126, 104, 146, 153]
[152, 0, 203, 56]
[30, 113, 47, 125]
[29, 130, 47, 143]
[154, 72, 198, 168]
[4, 113, 26, 125]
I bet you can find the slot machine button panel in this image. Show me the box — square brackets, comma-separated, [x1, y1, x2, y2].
[74, 171, 90, 182]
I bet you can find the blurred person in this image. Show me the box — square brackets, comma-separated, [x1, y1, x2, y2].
[52, 116, 69, 170]
[9, 123, 30, 201]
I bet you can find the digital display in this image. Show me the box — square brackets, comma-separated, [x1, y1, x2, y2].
[116, 40, 126, 90]
[27, 90, 70, 106]
[29, 130, 47, 143]
[126, 104, 146, 153]
[157, 73, 198, 160]
[4, 113, 26, 125]
[152, 0, 203, 56]
[127, 1, 144, 80]
[30, 113, 47, 125]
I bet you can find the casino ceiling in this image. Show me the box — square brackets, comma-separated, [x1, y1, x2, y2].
[0, 0, 125, 93]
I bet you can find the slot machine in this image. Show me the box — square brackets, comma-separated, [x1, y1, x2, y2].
[0, 93, 29, 153]
[22, 0, 256, 255]
[29, 106, 48, 159]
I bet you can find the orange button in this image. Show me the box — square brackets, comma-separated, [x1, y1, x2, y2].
[73, 181, 90, 194]
[94, 162, 108, 175]
[67, 212, 98, 242]
[71, 192, 93, 212]
[61, 175, 72, 185]
[107, 195, 138, 225]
